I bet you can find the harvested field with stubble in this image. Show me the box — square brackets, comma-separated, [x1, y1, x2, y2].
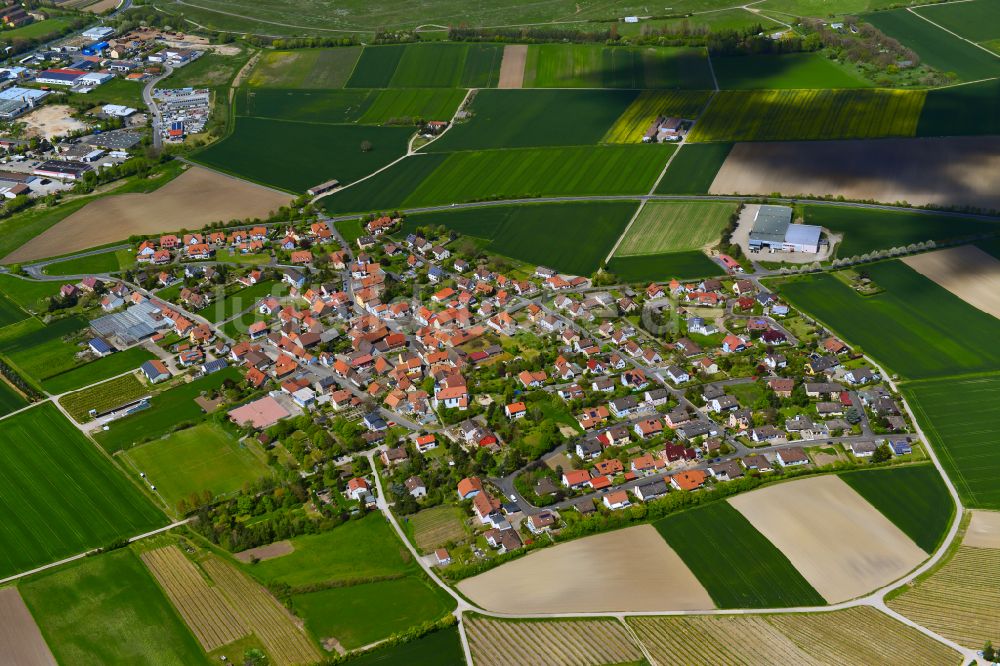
[5, 167, 289, 263]
[629, 607, 958, 665]
[497, 45, 526, 89]
[234, 540, 294, 563]
[709, 136, 1000, 210]
[903, 245, 1000, 319]
[456, 525, 714, 613]
[203, 557, 321, 665]
[728, 475, 927, 603]
[466, 616, 642, 666]
[965, 510, 1000, 549]
[141, 546, 248, 651]
[0, 587, 56, 666]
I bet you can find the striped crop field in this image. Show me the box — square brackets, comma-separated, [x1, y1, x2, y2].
[888, 545, 1000, 648]
[687, 89, 926, 142]
[141, 546, 248, 651]
[603, 90, 713, 143]
[466, 615, 642, 666]
[203, 557, 321, 665]
[630, 607, 958, 665]
[613, 201, 737, 256]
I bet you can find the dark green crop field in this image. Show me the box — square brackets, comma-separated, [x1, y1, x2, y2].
[775, 261, 1000, 380]
[343, 626, 463, 666]
[802, 205, 1000, 257]
[195, 117, 413, 192]
[839, 465, 953, 553]
[607, 250, 723, 282]
[346, 43, 503, 89]
[914, 0, 1000, 43]
[347, 44, 406, 88]
[917, 79, 1000, 137]
[426, 89, 638, 151]
[905, 375, 1000, 510]
[402, 201, 637, 275]
[238, 88, 376, 124]
[712, 53, 871, 89]
[460, 44, 504, 88]
[0, 375, 27, 416]
[0, 290, 27, 328]
[655, 501, 826, 608]
[523, 44, 714, 89]
[319, 154, 448, 214]
[655, 143, 733, 194]
[41, 346, 156, 395]
[0, 404, 166, 579]
[865, 8, 1000, 81]
[358, 88, 467, 123]
[404, 145, 670, 206]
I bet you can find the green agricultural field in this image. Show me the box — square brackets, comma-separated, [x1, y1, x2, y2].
[20, 549, 208, 666]
[41, 346, 156, 395]
[249, 47, 363, 88]
[0, 275, 62, 312]
[655, 501, 826, 608]
[122, 422, 272, 510]
[712, 53, 871, 89]
[164, 48, 253, 89]
[246, 513, 416, 587]
[523, 44, 714, 89]
[839, 464, 953, 552]
[404, 145, 669, 206]
[401, 201, 637, 275]
[342, 626, 463, 666]
[0, 315, 89, 388]
[358, 88, 467, 124]
[292, 577, 455, 649]
[347, 44, 407, 88]
[614, 201, 736, 256]
[0, 17, 74, 41]
[195, 116, 413, 192]
[59, 372, 148, 422]
[199, 280, 284, 323]
[655, 143, 733, 194]
[0, 290, 27, 328]
[774, 261, 1000, 380]
[905, 375, 1000, 510]
[865, 8, 1000, 81]
[0, 403, 166, 578]
[914, 0, 1000, 44]
[688, 89, 925, 142]
[0, 375, 27, 415]
[407, 505, 468, 552]
[319, 153, 447, 214]
[917, 79, 1000, 137]
[802, 205, 1000, 257]
[607, 250, 723, 282]
[602, 90, 713, 143]
[427, 89, 638, 151]
[95, 367, 241, 453]
[460, 43, 504, 87]
[42, 250, 124, 276]
[388, 43, 501, 88]
[238, 88, 376, 124]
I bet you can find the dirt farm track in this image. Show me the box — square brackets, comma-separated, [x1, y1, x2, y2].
[4, 166, 290, 263]
[710, 136, 1000, 210]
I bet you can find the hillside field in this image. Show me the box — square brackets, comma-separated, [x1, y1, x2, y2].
[614, 201, 736, 256]
[0, 403, 166, 579]
[401, 201, 637, 275]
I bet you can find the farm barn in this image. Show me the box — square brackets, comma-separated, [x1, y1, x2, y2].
[749, 205, 823, 254]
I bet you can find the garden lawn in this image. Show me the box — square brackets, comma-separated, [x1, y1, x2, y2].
[712, 53, 871, 89]
[614, 201, 736, 256]
[94, 367, 241, 454]
[401, 201, 637, 275]
[20, 549, 207, 666]
[199, 279, 283, 323]
[607, 251, 722, 282]
[773, 261, 1000, 380]
[341, 626, 462, 666]
[408, 505, 468, 552]
[403, 146, 669, 206]
[688, 89, 925, 142]
[334, 219, 364, 244]
[194, 116, 413, 192]
[346, 44, 406, 88]
[319, 153, 447, 214]
[803, 205, 1000, 257]
[41, 346, 156, 395]
[292, 577, 455, 649]
[59, 372, 148, 422]
[42, 250, 122, 276]
[656, 143, 733, 194]
[246, 513, 417, 587]
[248, 47, 363, 88]
[904, 375, 1000, 510]
[0, 403, 166, 578]
[917, 79, 1000, 137]
[654, 501, 826, 608]
[122, 422, 272, 510]
[865, 8, 1000, 81]
[839, 464, 952, 553]
[426, 89, 638, 151]
[358, 88, 466, 124]
[523, 44, 714, 89]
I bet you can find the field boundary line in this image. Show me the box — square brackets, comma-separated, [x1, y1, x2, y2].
[605, 200, 647, 263]
[905, 7, 1000, 59]
[706, 50, 720, 91]
[618, 617, 659, 666]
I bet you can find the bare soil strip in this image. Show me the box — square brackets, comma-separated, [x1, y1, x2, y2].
[903, 245, 1000, 320]
[963, 510, 1000, 549]
[710, 136, 1000, 210]
[5, 166, 290, 263]
[0, 588, 56, 666]
[141, 546, 249, 650]
[234, 540, 295, 563]
[498, 45, 527, 89]
[728, 475, 926, 604]
[457, 525, 714, 613]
